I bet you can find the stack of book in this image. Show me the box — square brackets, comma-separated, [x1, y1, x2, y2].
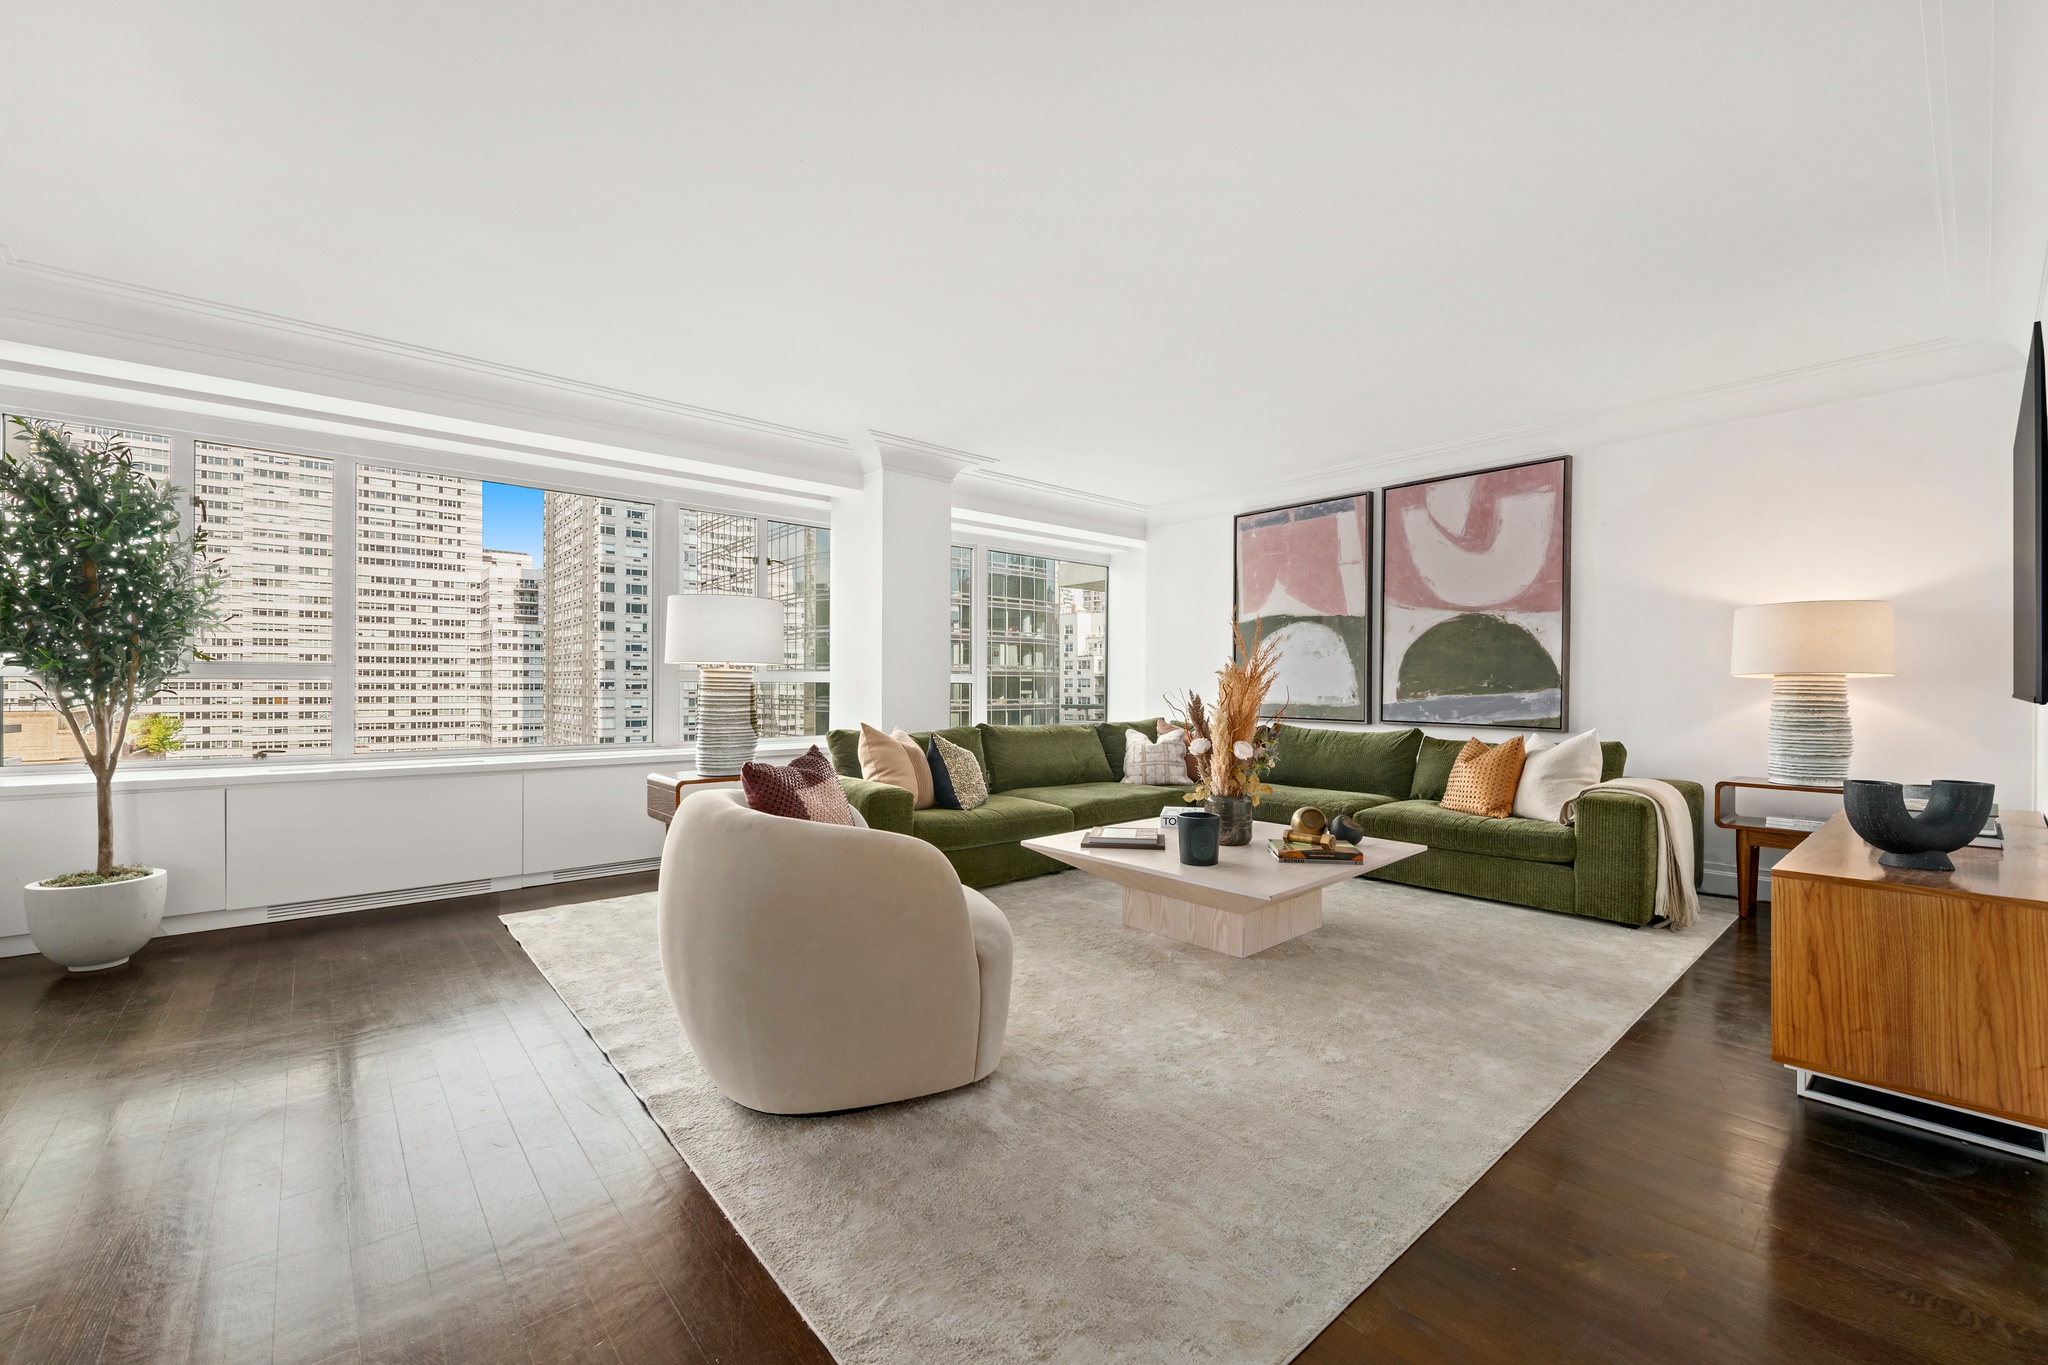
[1270, 835, 1363, 863]
[1081, 826, 1164, 850]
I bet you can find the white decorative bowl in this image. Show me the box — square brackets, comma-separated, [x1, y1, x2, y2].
[23, 868, 167, 971]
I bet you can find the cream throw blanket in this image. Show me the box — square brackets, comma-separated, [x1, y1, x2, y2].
[1560, 778, 1699, 931]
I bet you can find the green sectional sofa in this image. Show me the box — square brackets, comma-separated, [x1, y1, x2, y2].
[827, 721, 1704, 928]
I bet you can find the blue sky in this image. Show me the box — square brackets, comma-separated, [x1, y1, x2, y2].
[483, 481, 544, 566]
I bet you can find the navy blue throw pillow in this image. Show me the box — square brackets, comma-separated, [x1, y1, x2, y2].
[927, 736, 962, 809]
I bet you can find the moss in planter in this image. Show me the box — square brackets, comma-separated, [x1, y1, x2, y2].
[39, 867, 152, 888]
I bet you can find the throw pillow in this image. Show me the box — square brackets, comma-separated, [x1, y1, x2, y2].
[1441, 736, 1527, 819]
[1513, 729, 1603, 822]
[890, 726, 935, 808]
[741, 746, 857, 825]
[1121, 727, 1189, 785]
[858, 722, 931, 809]
[930, 733, 988, 811]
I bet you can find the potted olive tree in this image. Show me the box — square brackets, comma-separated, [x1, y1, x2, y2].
[0, 418, 221, 970]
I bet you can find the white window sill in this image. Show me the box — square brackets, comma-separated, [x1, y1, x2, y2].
[0, 736, 821, 797]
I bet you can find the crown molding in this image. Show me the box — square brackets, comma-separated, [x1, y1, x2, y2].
[1146, 333, 2021, 529]
[0, 249, 863, 494]
[852, 430, 1000, 482]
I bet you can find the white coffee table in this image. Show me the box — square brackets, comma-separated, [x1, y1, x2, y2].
[1023, 818, 1426, 958]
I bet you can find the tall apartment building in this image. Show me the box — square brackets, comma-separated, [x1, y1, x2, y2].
[1059, 599, 1107, 722]
[542, 494, 653, 745]
[483, 549, 544, 745]
[354, 465, 491, 752]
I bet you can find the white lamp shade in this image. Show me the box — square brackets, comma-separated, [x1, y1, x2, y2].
[1731, 600, 1895, 677]
[664, 594, 786, 667]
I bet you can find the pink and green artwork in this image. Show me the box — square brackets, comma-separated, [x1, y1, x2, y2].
[1234, 494, 1372, 720]
[1379, 457, 1570, 729]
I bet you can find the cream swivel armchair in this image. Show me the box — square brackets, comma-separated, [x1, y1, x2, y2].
[658, 789, 1013, 1115]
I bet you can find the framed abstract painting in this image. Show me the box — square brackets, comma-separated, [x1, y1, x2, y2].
[1379, 456, 1571, 729]
[1234, 493, 1372, 720]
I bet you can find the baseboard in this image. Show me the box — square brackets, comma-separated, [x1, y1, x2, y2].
[0, 858, 664, 957]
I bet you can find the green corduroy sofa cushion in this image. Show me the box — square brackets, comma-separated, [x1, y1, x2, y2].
[1367, 847, 1577, 915]
[909, 793, 1073, 851]
[1095, 719, 1160, 780]
[1408, 735, 1630, 800]
[1005, 782, 1182, 826]
[942, 840, 1071, 889]
[1356, 800, 1579, 864]
[1255, 785, 1399, 825]
[1267, 725, 1422, 797]
[978, 723, 1113, 791]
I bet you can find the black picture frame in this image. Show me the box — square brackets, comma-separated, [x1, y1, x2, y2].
[1232, 491, 1375, 722]
[1376, 454, 1572, 731]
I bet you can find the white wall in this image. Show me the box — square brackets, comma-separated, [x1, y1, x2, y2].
[1146, 373, 2035, 894]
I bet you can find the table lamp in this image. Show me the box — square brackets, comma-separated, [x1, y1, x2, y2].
[1731, 599, 1895, 785]
[664, 594, 786, 775]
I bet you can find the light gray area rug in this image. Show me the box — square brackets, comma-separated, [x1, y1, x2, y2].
[503, 875, 1734, 1364]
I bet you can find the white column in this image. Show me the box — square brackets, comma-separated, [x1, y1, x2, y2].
[831, 434, 987, 732]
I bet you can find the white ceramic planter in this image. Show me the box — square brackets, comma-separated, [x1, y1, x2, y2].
[23, 868, 167, 971]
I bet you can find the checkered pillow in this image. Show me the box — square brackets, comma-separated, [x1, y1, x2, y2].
[1121, 727, 1189, 785]
[740, 746, 857, 825]
[1441, 736, 1527, 819]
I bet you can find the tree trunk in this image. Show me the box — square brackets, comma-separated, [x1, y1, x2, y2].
[96, 766, 114, 876]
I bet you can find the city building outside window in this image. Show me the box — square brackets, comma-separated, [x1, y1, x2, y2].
[677, 509, 831, 741]
[0, 411, 674, 766]
[948, 545, 1107, 728]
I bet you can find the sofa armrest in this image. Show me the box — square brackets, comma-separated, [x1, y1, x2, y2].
[1571, 779, 1706, 926]
[1653, 779, 1707, 889]
[839, 777, 915, 835]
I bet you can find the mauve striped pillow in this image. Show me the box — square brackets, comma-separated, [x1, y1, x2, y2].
[740, 746, 857, 825]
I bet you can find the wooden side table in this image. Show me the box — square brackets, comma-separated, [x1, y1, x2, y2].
[1714, 776, 1843, 917]
[647, 771, 741, 825]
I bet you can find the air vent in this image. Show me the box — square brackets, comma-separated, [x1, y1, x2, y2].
[551, 857, 661, 883]
[265, 879, 495, 921]
[1798, 1071, 2047, 1160]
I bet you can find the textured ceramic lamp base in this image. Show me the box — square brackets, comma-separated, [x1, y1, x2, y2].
[695, 666, 759, 777]
[1766, 673, 1851, 785]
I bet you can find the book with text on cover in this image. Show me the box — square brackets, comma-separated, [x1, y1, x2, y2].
[1270, 837, 1362, 863]
[1083, 826, 1165, 849]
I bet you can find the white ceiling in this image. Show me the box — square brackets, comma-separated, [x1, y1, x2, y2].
[0, 1, 2034, 508]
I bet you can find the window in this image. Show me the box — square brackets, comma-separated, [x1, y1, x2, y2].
[676, 509, 831, 740]
[0, 411, 682, 767]
[195, 442, 335, 666]
[946, 546, 1108, 728]
[353, 469, 653, 753]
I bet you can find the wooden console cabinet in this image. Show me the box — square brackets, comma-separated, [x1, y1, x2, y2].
[1770, 810, 2048, 1155]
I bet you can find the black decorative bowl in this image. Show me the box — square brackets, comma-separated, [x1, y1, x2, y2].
[1842, 779, 1995, 872]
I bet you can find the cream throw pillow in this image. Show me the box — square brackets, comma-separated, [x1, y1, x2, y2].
[858, 723, 932, 809]
[1121, 727, 1189, 785]
[889, 726, 936, 808]
[1513, 729, 1603, 822]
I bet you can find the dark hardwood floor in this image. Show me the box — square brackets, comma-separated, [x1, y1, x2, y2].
[1, 882, 2042, 1364]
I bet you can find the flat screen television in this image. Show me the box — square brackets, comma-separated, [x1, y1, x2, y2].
[2016, 320, 2048, 703]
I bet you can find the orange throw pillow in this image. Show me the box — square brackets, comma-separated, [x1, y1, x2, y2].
[1442, 736, 1527, 819]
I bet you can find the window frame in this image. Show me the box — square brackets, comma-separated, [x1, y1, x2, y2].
[946, 537, 1111, 728]
[675, 507, 832, 743]
[0, 394, 818, 770]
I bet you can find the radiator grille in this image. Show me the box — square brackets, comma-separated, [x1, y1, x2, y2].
[265, 879, 495, 921]
[550, 858, 661, 883]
